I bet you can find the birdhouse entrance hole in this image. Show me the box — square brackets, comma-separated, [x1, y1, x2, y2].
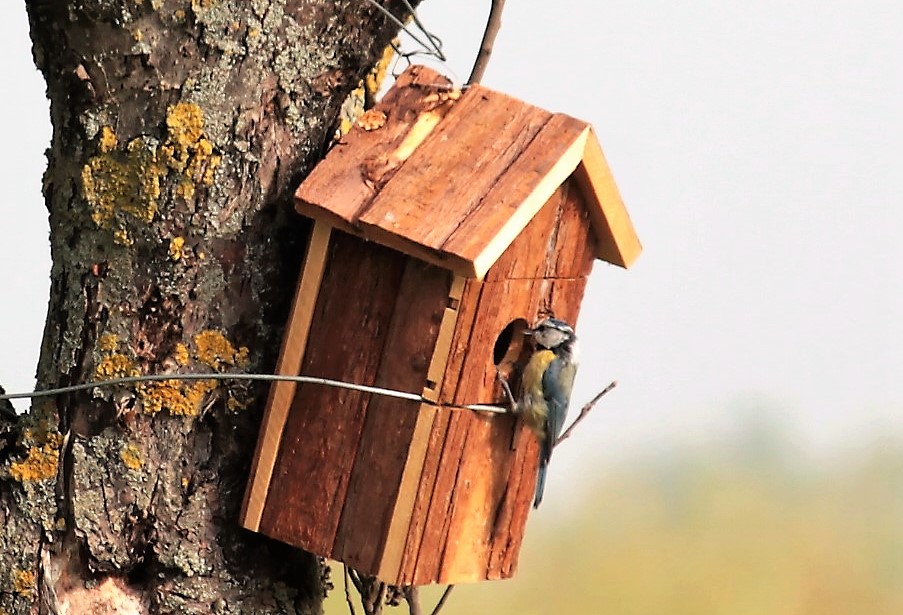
[493, 318, 531, 385]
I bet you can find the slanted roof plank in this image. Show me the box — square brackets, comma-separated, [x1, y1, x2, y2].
[573, 129, 642, 268]
[357, 86, 552, 254]
[295, 66, 458, 227]
[439, 113, 590, 279]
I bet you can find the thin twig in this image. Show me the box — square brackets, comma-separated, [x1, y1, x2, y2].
[555, 381, 617, 447]
[430, 585, 455, 615]
[468, 0, 507, 84]
[344, 565, 358, 615]
[403, 586, 422, 615]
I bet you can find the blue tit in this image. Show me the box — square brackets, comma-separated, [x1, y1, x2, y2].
[519, 318, 579, 508]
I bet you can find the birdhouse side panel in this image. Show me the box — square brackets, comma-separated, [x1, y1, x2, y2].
[259, 231, 410, 555]
[452, 277, 590, 408]
[433, 278, 587, 582]
[333, 257, 454, 575]
[485, 177, 597, 282]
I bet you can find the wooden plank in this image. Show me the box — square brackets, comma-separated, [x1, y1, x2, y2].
[440, 115, 591, 279]
[438, 279, 484, 403]
[295, 65, 458, 227]
[358, 86, 552, 256]
[377, 402, 437, 581]
[422, 275, 466, 402]
[258, 232, 408, 556]
[241, 219, 330, 531]
[436, 411, 521, 583]
[572, 128, 642, 268]
[485, 178, 596, 282]
[485, 423, 540, 579]
[333, 258, 451, 574]
[397, 408, 453, 584]
[409, 407, 475, 585]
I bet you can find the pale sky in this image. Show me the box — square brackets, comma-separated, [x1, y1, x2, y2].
[1, 0, 901, 491]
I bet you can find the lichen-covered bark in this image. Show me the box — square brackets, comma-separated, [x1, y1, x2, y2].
[1, 1, 415, 613]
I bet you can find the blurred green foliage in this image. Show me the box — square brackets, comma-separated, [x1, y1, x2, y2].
[326, 430, 903, 615]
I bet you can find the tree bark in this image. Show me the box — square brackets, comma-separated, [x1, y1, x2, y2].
[2, 1, 415, 613]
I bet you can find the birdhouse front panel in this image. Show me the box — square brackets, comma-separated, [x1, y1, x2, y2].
[242, 64, 641, 587]
[253, 228, 454, 566]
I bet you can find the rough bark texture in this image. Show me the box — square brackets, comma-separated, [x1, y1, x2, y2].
[1, 1, 416, 613]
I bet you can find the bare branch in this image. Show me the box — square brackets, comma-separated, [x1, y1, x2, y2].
[468, 0, 507, 84]
[403, 586, 422, 615]
[430, 585, 456, 615]
[555, 381, 617, 447]
[344, 566, 358, 615]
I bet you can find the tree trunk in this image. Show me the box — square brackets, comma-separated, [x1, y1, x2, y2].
[2, 2, 414, 613]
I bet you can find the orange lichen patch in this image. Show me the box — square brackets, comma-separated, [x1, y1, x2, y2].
[174, 342, 190, 366]
[194, 330, 249, 370]
[358, 109, 387, 131]
[98, 126, 118, 153]
[365, 42, 396, 100]
[98, 333, 120, 353]
[120, 444, 143, 470]
[169, 236, 185, 261]
[95, 353, 139, 380]
[9, 443, 60, 482]
[12, 569, 35, 599]
[138, 378, 216, 416]
[160, 102, 221, 189]
[81, 134, 162, 234]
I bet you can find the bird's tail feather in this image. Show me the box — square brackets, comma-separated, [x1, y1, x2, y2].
[533, 463, 547, 508]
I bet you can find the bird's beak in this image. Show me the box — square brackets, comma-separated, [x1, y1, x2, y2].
[523, 328, 534, 336]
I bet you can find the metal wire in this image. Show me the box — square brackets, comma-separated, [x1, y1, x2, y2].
[0, 372, 509, 414]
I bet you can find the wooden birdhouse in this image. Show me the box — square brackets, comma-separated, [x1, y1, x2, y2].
[241, 66, 641, 585]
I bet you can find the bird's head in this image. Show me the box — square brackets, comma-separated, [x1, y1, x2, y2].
[526, 318, 577, 352]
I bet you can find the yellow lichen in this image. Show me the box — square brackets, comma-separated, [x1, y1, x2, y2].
[98, 333, 119, 353]
[365, 42, 397, 101]
[12, 569, 35, 599]
[98, 126, 118, 153]
[9, 443, 59, 482]
[139, 379, 216, 416]
[95, 353, 139, 380]
[169, 236, 185, 261]
[174, 342, 190, 366]
[194, 330, 248, 370]
[159, 102, 221, 196]
[81, 132, 162, 234]
[113, 228, 133, 246]
[120, 444, 143, 470]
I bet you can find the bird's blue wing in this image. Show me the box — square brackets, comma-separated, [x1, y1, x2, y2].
[541, 357, 577, 462]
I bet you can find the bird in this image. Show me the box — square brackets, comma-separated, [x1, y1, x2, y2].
[518, 318, 579, 508]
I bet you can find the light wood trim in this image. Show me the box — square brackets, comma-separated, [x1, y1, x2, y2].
[574, 129, 642, 268]
[470, 126, 591, 278]
[240, 220, 332, 530]
[422, 275, 466, 402]
[377, 403, 438, 581]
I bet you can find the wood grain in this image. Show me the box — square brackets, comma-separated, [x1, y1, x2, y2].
[241, 220, 331, 531]
[258, 231, 408, 555]
[295, 66, 457, 227]
[485, 178, 596, 282]
[440, 114, 590, 279]
[358, 87, 552, 255]
[332, 258, 451, 574]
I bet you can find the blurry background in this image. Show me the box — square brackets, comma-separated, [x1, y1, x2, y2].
[2, 1, 901, 613]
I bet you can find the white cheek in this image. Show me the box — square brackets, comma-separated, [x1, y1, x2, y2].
[570, 340, 580, 366]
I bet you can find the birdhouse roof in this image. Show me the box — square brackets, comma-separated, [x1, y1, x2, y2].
[295, 66, 641, 279]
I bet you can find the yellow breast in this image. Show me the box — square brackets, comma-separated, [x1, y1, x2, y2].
[520, 349, 556, 436]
